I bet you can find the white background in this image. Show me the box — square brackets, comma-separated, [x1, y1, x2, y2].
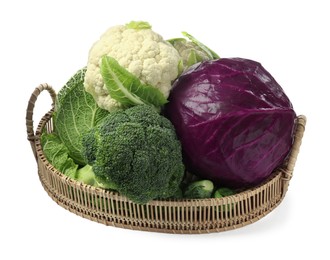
[1, 0, 328, 259]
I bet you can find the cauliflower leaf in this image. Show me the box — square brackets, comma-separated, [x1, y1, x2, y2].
[125, 21, 151, 29]
[100, 55, 168, 108]
[168, 32, 219, 71]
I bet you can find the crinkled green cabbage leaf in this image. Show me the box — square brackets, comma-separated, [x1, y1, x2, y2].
[54, 68, 109, 165]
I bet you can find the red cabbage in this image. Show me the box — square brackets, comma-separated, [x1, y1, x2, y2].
[164, 58, 296, 188]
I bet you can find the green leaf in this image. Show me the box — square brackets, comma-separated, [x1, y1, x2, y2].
[54, 68, 110, 165]
[213, 187, 236, 212]
[214, 187, 235, 198]
[167, 37, 186, 45]
[182, 31, 220, 59]
[187, 50, 198, 66]
[167, 34, 220, 73]
[177, 59, 184, 75]
[100, 56, 168, 108]
[41, 133, 78, 179]
[125, 21, 152, 30]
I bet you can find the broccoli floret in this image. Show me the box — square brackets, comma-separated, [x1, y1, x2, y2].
[82, 105, 185, 204]
[82, 128, 100, 165]
[183, 180, 214, 199]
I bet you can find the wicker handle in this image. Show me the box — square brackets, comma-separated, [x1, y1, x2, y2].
[282, 115, 307, 184]
[26, 83, 56, 161]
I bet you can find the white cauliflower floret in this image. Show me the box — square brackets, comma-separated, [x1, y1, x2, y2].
[84, 22, 181, 111]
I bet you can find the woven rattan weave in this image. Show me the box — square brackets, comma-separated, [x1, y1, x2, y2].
[26, 84, 306, 234]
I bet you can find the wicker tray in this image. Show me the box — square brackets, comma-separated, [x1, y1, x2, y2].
[26, 84, 306, 234]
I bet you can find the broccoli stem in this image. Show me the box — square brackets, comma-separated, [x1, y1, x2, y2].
[75, 165, 96, 186]
[75, 165, 117, 190]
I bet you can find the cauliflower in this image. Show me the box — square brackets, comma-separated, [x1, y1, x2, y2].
[84, 21, 181, 111]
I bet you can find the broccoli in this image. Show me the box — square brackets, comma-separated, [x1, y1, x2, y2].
[82, 105, 185, 204]
[183, 180, 214, 199]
